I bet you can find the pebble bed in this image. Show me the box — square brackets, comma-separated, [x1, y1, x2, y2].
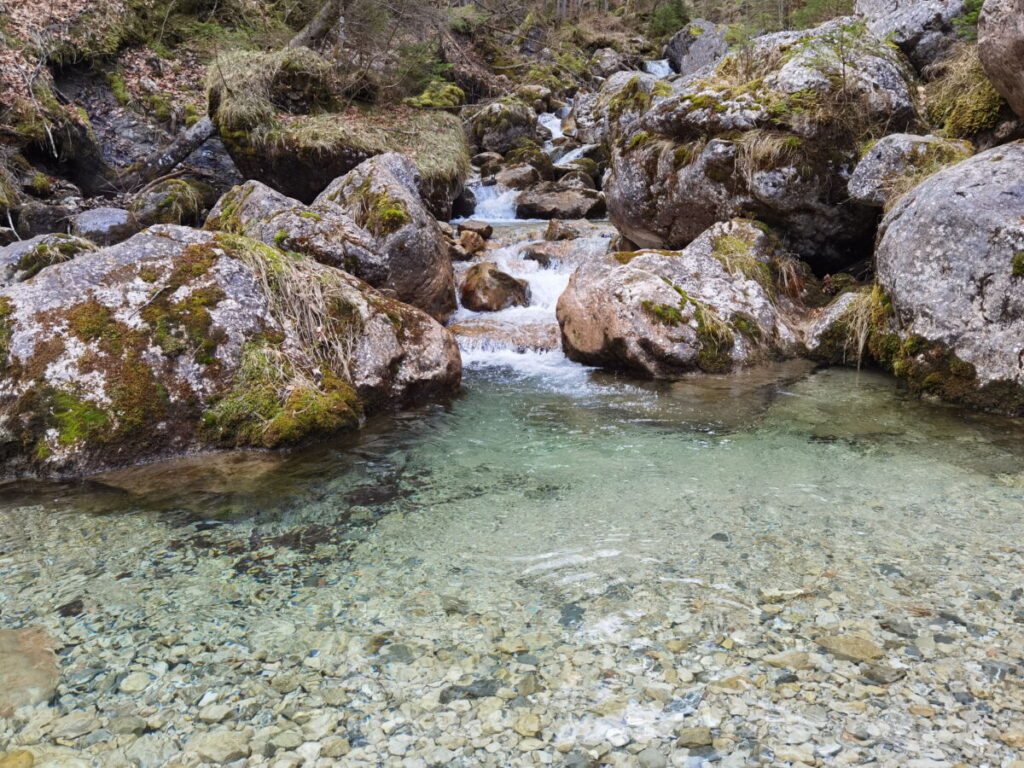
[1, 367, 1024, 768]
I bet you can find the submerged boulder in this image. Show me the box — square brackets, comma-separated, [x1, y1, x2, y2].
[856, 0, 965, 69]
[205, 180, 387, 287]
[0, 226, 460, 479]
[605, 18, 921, 272]
[872, 143, 1024, 413]
[460, 262, 530, 312]
[848, 133, 973, 207]
[314, 153, 457, 321]
[556, 219, 807, 377]
[665, 19, 729, 76]
[207, 47, 469, 217]
[978, 0, 1024, 120]
[0, 234, 97, 288]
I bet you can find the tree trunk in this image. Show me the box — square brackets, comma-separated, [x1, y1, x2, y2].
[116, 117, 216, 191]
[289, 0, 345, 49]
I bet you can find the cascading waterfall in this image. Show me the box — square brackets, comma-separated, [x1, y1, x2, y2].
[643, 59, 673, 77]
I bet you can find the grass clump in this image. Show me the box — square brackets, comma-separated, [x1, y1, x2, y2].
[1012, 252, 1024, 278]
[880, 139, 973, 209]
[16, 235, 95, 280]
[925, 43, 1006, 138]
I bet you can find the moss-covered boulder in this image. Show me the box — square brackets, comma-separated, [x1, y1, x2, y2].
[665, 19, 729, 77]
[0, 225, 460, 480]
[314, 153, 457, 321]
[567, 72, 677, 147]
[205, 180, 387, 287]
[605, 18, 921, 272]
[848, 133, 973, 207]
[207, 47, 470, 217]
[0, 234, 97, 288]
[466, 98, 542, 154]
[556, 219, 810, 377]
[130, 179, 217, 227]
[871, 142, 1024, 414]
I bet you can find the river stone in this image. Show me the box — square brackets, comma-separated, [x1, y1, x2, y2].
[129, 179, 216, 227]
[460, 262, 530, 312]
[69, 207, 140, 247]
[818, 634, 884, 662]
[118, 671, 151, 693]
[0, 225, 460, 480]
[0, 628, 58, 717]
[459, 229, 486, 255]
[495, 165, 541, 190]
[516, 183, 605, 220]
[314, 153, 457, 321]
[0, 234, 96, 288]
[637, 746, 668, 768]
[848, 133, 973, 207]
[875, 142, 1024, 413]
[665, 19, 729, 76]
[190, 730, 250, 762]
[513, 713, 541, 737]
[676, 726, 713, 748]
[468, 100, 540, 154]
[978, 0, 1024, 120]
[14, 201, 76, 240]
[763, 649, 813, 670]
[457, 220, 493, 240]
[557, 219, 805, 378]
[206, 180, 387, 286]
[0, 752, 33, 768]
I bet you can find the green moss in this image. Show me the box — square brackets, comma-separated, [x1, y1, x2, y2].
[641, 299, 685, 326]
[107, 71, 131, 106]
[298, 211, 322, 221]
[626, 132, 654, 151]
[607, 76, 667, 124]
[183, 103, 201, 127]
[642, 284, 736, 372]
[29, 173, 53, 196]
[348, 181, 411, 238]
[926, 45, 1006, 138]
[141, 285, 226, 366]
[15, 236, 90, 280]
[404, 81, 466, 110]
[273, 229, 289, 246]
[1012, 252, 1024, 278]
[50, 390, 111, 446]
[0, 297, 14, 371]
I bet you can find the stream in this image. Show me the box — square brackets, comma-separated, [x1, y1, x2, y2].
[2, 111, 1024, 767]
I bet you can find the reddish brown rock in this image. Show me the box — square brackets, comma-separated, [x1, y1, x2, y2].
[460, 262, 531, 312]
[0, 628, 59, 716]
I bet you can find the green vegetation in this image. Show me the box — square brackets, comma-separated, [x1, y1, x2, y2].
[1012, 252, 1024, 278]
[642, 284, 737, 373]
[649, 0, 689, 39]
[926, 43, 1006, 138]
[15, 235, 95, 280]
[404, 81, 466, 110]
[0, 297, 14, 371]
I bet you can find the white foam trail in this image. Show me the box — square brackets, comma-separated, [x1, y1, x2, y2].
[644, 59, 673, 78]
[557, 144, 597, 165]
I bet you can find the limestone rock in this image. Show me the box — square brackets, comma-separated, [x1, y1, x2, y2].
[457, 220, 494, 240]
[494, 165, 541, 190]
[856, 0, 966, 69]
[848, 133, 973, 207]
[314, 153, 458, 321]
[468, 99, 540, 154]
[978, 0, 1024, 120]
[515, 183, 606, 220]
[556, 219, 806, 377]
[0, 225, 460, 479]
[190, 730, 250, 763]
[818, 634, 884, 662]
[874, 142, 1024, 414]
[665, 19, 729, 76]
[69, 207, 140, 247]
[590, 48, 635, 79]
[460, 262, 530, 312]
[0, 235, 97, 288]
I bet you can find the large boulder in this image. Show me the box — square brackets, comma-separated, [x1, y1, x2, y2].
[606, 18, 922, 272]
[314, 153, 458, 321]
[69, 207, 141, 246]
[856, 0, 965, 69]
[129, 179, 217, 227]
[565, 73, 677, 147]
[978, 0, 1024, 120]
[460, 262, 530, 312]
[207, 47, 469, 217]
[589, 48, 636, 80]
[848, 133, 973, 207]
[556, 219, 806, 377]
[467, 99, 541, 154]
[516, 183, 606, 219]
[0, 226, 460, 479]
[665, 20, 729, 76]
[873, 142, 1024, 413]
[0, 234, 97, 288]
[205, 180, 387, 286]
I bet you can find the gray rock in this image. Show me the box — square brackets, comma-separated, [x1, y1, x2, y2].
[206, 180, 387, 286]
[665, 19, 729, 76]
[460, 262, 531, 312]
[590, 48, 635, 79]
[0, 234, 97, 287]
[566, 72, 677, 147]
[516, 183, 606, 219]
[69, 207, 140, 246]
[848, 133, 973, 207]
[190, 729, 251, 763]
[129, 179, 216, 228]
[856, 0, 965, 69]
[0, 628, 58, 717]
[875, 142, 1024, 413]
[0, 225, 460, 480]
[15, 200, 76, 239]
[637, 746, 668, 768]
[556, 219, 806, 377]
[495, 165, 541, 190]
[315, 153, 457, 321]
[979, 0, 1024, 120]
[468, 100, 540, 154]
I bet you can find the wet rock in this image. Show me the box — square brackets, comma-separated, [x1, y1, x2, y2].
[118, 671, 152, 693]
[665, 19, 729, 76]
[129, 179, 216, 227]
[875, 143, 1024, 414]
[637, 746, 668, 768]
[438, 678, 499, 703]
[108, 716, 147, 736]
[0, 628, 58, 717]
[468, 99, 540, 154]
[856, 0, 966, 69]
[69, 207, 140, 246]
[848, 133, 972, 207]
[206, 180, 386, 286]
[457, 220, 493, 240]
[459, 229, 486, 255]
[0, 234, 97, 288]
[472, 151, 504, 169]
[607, 18, 921, 271]
[314, 153, 458, 321]
[676, 726, 713, 748]
[0, 229, 17, 247]
[0, 225, 460, 479]
[460, 262, 531, 312]
[557, 219, 806, 377]
[495, 165, 542, 190]
[978, 0, 1024, 120]
[545, 219, 582, 241]
[818, 634, 884, 662]
[516, 183, 605, 219]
